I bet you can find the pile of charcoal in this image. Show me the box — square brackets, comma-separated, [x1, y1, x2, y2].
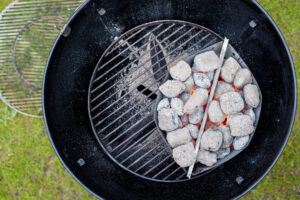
[157, 50, 261, 168]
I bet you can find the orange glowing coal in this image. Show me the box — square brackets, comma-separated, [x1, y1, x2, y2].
[204, 119, 217, 130]
[203, 104, 207, 111]
[219, 74, 225, 81]
[219, 114, 229, 126]
[192, 71, 205, 74]
[189, 88, 194, 95]
[231, 83, 239, 91]
[189, 86, 197, 95]
[206, 87, 211, 93]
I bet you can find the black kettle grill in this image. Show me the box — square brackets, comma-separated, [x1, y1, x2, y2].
[43, 0, 297, 199]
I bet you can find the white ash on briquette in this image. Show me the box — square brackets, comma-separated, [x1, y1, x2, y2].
[169, 60, 192, 82]
[219, 92, 244, 114]
[206, 71, 214, 81]
[234, 68, 252, 88]
[171, 98, 184, 116]
[180, 115, 189, 125]
[215, 81, 234, 99]
[158, 108, 179, 132]
[184, 76, 194, 92]
[221, 57, 241, 83]
[244, 84, 260, 108]
[186, 124, 199, 138]
[197, 150, 217, 166]
[208, 100, 225, 123]
[183, 88, 208, 114]
[215, 125, 233, 148]
[233, 135, 250, 150]
[192, 51, 221, 72]
[200, 129, 223, 152]
[159, 80, 185, 97]
[245, 108, 255, 122]
[156, 51, 261, 168]
[227, 112, 243, 126]
[166, 127, 191, 148]
[157, 98, 169, 111]
[216, 148, 230, 159]
[229, 115, 254, 136]
[173, 142, 197, 168]
[180, 92, 191, 102]
[189, 107, 204, 124]
[193, 73, 211, 89]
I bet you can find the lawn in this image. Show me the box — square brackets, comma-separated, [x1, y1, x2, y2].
[0, 0, 299, 199]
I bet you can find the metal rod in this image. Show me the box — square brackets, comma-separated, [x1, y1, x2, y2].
[111, 121, 155, 153]
[143, 155, 172, 176]
[152, 160, 175, 178]
[127, 142, 163, 168]
[162, 166, 182, 180]
[176, 172, 186, 180]
[187, 38, 229, 179]
[135, 148, 168, 172]
[101, 105, 155, 141]
[114, 128, 156, 158]
[120, 134, 161, 164]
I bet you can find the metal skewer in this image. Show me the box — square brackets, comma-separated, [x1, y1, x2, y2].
[187, 37, 229, 179]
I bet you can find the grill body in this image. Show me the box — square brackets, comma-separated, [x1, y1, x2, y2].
[43, 0, 296, 199]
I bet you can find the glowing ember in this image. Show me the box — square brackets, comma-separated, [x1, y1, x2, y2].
[231, 83, 239, 91]
[206, 87, 211, 93]
[219, 74, 225, 81]
[192, 71, 205, 74]
[203, 104, 207, 111]
[220, 114, 229, 126]
[189, 88, 194, 95]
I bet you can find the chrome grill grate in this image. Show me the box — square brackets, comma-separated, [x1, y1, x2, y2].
[0, 0, 83, 117]
[88, 20, 222, 181]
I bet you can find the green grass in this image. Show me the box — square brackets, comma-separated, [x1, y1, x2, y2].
[0, 0, 299, 199]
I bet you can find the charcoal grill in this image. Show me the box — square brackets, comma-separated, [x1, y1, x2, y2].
[43, 0, 296, 199]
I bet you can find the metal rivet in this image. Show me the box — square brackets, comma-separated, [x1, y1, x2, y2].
[77, 158, 85, 167]
[236, 176, 244, 184]
[98, 8, 106, 16]
[249, 20, 257, 28]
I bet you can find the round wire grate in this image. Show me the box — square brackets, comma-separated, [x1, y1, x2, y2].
[88, 20, 222, 182]
[0, 0, 83, 117]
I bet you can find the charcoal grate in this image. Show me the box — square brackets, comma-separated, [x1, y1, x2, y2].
[88, 20, 223, 182]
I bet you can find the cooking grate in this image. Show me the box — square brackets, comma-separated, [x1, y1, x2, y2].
[0, 0, 83, 117]
[88, 20, 223, 182]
